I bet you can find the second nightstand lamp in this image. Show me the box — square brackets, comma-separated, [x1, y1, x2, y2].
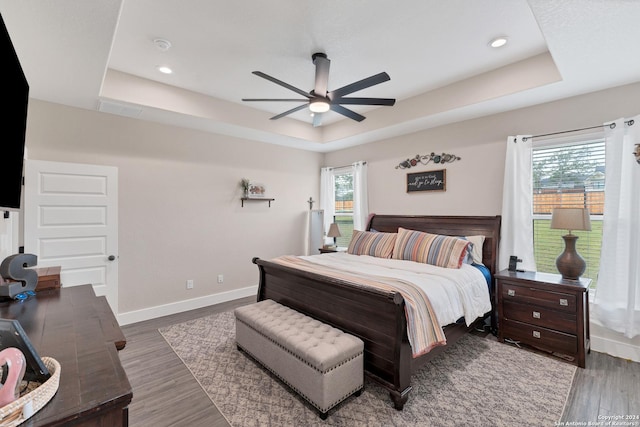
[325, 223, 342, 249]
[550, 207, 591, 280]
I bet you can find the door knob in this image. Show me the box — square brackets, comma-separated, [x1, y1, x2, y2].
[108, 255, 116, 261]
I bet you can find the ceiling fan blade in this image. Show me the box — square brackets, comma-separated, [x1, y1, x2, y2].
[312, 53, 330, 97]
[329, 72, 391, 99]
[252, 71, 311, 99]
[270, 103, 309, 120]
[333, 97, 396, 106]
[330, 104, 366, 122]
[242, 98, 308, 102]
[312, 113, 323, 127]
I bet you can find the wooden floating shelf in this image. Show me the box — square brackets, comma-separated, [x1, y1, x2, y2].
[241, 197, 275, 207]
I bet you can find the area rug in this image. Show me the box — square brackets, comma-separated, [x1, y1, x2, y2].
[159, 311, 576, 427]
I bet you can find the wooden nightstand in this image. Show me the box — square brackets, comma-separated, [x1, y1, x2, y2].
[319, 247, 337, 253]
[318, 247, 346, 254]
[495, 269, 590, 368]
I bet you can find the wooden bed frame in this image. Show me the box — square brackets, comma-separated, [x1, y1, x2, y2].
[253, 214, 501, 409]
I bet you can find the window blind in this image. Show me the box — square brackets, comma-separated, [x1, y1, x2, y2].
[532, 139, 605, 286]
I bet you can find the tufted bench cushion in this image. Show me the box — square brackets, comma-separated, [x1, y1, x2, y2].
[235, 299, 364, 419]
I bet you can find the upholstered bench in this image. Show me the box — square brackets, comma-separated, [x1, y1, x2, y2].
[234, 299, 364, 419]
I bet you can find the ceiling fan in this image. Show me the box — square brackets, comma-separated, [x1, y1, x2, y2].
[242, 53, 395, 127]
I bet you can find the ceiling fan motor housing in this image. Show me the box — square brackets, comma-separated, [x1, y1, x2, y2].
[242, 52, 395, 124]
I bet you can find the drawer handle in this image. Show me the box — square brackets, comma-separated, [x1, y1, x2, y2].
[507, 289, 516, 297]
[533, 331, 541, 339]
[532, 311, 541, 319]
[559, 298, 568, 306]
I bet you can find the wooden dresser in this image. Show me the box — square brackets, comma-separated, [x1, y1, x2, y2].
[0, 285, 131, 426]
[495, 269, 590, 368]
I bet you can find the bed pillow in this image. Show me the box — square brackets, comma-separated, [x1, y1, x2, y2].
[464, 235, 485, 264]
[347, 230, 397, 258]
[392, 227, 471, 269]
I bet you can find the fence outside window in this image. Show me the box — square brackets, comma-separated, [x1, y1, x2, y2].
[532, 139, 605, 288]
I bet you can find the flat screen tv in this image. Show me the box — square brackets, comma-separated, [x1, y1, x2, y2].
[0, 13, 29, 211]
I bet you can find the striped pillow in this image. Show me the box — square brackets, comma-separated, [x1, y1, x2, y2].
[392, 227, 471, 269]
[347, 230, 397, 258]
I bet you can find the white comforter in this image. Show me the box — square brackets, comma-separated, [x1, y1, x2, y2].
[299, 252, 491, 327]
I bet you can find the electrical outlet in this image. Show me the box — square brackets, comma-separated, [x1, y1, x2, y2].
[217, 274, 224, 284]
[186, 279, 194, 290]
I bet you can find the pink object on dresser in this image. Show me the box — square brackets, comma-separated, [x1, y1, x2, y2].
[0, 347, 27, 407]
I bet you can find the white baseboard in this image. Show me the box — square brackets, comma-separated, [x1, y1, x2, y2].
[591, 333, 640, 363]
[117, 285, 258, 326]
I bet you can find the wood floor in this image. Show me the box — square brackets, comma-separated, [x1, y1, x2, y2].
[119, 297, 254, 427]
[119, 298, 640, 426]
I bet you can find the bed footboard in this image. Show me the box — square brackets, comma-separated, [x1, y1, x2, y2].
[251, 214, 501, 410]
[253, 257, 413, 409]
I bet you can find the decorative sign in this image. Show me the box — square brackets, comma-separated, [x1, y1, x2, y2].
[396, 152, 461, 169]
[247, 182, 267, 198]
[406, 169, 446, 193]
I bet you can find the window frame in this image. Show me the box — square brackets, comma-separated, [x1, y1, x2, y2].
[531, 132, 605, 289]
[331, 167, 354, 248]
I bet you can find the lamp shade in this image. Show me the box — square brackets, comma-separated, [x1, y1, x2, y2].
[327, 223, 342, 238]
[550, 208, 591, 233]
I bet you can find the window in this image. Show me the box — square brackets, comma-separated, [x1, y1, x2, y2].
[532, 138, 605, 287]
[333, 170, 354, 247]
[321, 162, 367, 248]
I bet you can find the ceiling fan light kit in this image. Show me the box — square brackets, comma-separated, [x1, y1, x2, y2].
[309, 100, 330, 113]
[242, 52, 395, 126]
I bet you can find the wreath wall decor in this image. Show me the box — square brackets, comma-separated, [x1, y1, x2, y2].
[395, 152, 461, 169]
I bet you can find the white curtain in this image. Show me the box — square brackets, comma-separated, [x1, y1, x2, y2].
[352, 161, 369, 231]
[499, 135, 537, 272]
[593, 115, 640, 338]
[320, 167, 335, 246]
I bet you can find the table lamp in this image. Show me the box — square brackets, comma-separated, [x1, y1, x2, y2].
[550, 208, 591, 280]
[326, 223, 342, 248]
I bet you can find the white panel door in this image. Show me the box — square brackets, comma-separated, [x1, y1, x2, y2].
[24, 160, 119, 313]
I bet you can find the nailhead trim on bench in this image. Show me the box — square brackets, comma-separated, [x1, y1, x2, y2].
[235, 300, 364, 417]
[236, 318, 363, 375]
[237, 342, 363, 414]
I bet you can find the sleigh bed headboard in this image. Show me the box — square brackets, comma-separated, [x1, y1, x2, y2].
[366, 214, 501, 277]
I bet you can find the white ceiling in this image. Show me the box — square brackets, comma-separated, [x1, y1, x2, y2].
[2, 0, 640, 152]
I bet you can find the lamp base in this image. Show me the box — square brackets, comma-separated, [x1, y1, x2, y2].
[556, 234, 586, 280]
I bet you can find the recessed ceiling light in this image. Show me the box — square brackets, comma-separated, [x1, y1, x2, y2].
[157, 65, 173, 74]
[489, 36, 508, 48]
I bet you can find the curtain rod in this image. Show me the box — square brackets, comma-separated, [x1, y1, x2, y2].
[326, 161, 367, 170]
[518, 119, 635, 142]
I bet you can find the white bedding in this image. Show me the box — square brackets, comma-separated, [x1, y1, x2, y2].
[299, 252, 491, 328]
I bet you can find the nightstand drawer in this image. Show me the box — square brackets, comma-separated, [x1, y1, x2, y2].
[503, 301, 577, 334]
[500, 282, 576, 313]
[502, 319, 578, 355]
